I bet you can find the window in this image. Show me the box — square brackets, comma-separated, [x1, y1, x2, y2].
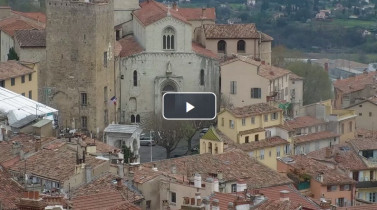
[146, 200, 151, 210]
[341, 123, 344, 134]
[255, 134, 259, 141]
[359, 104, 363, 108]
[81, 116, 87, 129]
[349, 121, 353, 132]
[269, 150, 271, 157]
[359, 113, 362, 116]
[251, 117, 255, 124]
[133, 71, 138, 86]
[285, 87, 288, 96]
[221, 118, 224, 126]
[340, 185, 350, 191]
[28, 91, 32, 99]
[21, 75, 25, 83]
[170, 191, 176, 203]
[21, 92, 25, 96]
[230, 81, 237, 94]
[370, 112, 373, 117]
[264, 114, 268, 122]
[217, 40, 226, 53]
[337, 198, 345, 207]
[200, 69, 204, 86]
[104, 86, 108, 102]
[265, 130, 271, 138]
[245, 136, 249, 143]
[104, 52, 107, 67]
[163, 27, 175, 50]
[131, 115, 136, 123]
[276, 146, 281, 157]
[231, 184, 237, 192]
[29, 73, 32, 81]
[81, 93, 87, 106]
[104, 109, 108, 124]
[237, 40, 245, 52]
[136, 114, 140, 123]
[327, 185, 337, 192]
[0, 80, 4, 87]
[251, 88, 261, 98]
[248, 151, 254, 158]
[260, 149, 264, 159]
[229, 120, 234, 129]
[11, 78, 15, 86]
[370, 193, 376, 203]
[271, 112, 278, 120]
[315, 141, 320, 150]
[242, 118, 246, 126]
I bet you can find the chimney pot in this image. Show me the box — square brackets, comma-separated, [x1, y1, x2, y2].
[279, 190, 290, 201]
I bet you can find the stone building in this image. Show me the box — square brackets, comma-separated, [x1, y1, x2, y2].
[117, 0, 220, 124]
[41, 0, 116, 135]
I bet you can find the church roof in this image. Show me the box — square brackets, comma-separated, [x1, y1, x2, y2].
[192, 42, 217, 59]
[201, 127, 221, 141]
[202, 24, 273, 41]
[133, 0, 190, 26]
[118, 35, 144, 57]
[178, 7, 216, 21]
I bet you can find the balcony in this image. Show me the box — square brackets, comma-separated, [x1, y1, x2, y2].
[329, 109, 357, 121]
[356, 180, 377, 189]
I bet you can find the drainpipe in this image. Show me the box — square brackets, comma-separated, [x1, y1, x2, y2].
[258, 31, 262, 60]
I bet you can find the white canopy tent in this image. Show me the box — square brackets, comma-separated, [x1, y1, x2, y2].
[0, 87, 58, 126]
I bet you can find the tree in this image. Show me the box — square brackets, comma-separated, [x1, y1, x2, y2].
[286, 62, 333, 105]
[122, 145, 135, 163]
[142, 114, 195, 158]
[7, 47, 19, 61]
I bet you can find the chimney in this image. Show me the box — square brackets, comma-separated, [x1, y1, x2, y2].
[17, 191, 46, 210]
[279, 190, 290, 201]
[217, 171, 223, 180]
[35, 138, 41, 152]
[12, 142, 21, 155]
[317, 172, 324, 183]
[171, 164, 176, 174]
[334, 152, 341, 163]
[227, 202, 234, 210]
[212, 199, 219, 210]
[85, 165, 92, 183]
[194, 173, 202, 188]
[324, 63, 329, 72]
[195, 192, 202, 206]
[118, 164, 124, 178]
[116, 177, 123, 190]
[82, 150, 86, 163]
[325, 147, 333, 158]
[152, 163, 158, 171]
[213, 178, 219, 192]
[261, 60, 265, 65]
[236, 180, 247, 192]
[172, 1, 177, 10]
[202, 197, 210, 210]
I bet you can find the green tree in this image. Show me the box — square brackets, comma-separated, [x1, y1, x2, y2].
[286, 62, 332, 105]
[122, 145, 135, 163]
[7, 47, 19, 61]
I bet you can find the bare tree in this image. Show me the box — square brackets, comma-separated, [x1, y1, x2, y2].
[142, 113, 195, 158]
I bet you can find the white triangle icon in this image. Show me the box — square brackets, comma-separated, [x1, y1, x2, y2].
[186, 102, 195, 113]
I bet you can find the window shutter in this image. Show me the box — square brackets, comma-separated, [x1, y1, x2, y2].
[366, 192, 370, 202]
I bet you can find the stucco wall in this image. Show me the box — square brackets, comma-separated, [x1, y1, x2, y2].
[1, 31, 14, 62]
[2, 70, 38, 101]
[350, 101, 377, 130]
[294, 137, 339, 155]
[14, 40, 46, 63]
[248, 145, 287, 170]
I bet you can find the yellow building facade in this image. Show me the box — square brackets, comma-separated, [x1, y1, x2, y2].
[0, 61, 38, 101]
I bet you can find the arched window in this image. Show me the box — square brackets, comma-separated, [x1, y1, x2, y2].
[217, 40, 226, 53]
[136, 114, 140, 123]
[133, 71, 137, 87]
[200, 69, 204, 86]
[237, 40, 245, 53]
[131, 115, 135, 123]
[162, 83, 177, 95]
[163, 27, 175, 50]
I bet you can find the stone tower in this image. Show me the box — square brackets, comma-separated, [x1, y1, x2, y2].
[42, 0, 115, 135]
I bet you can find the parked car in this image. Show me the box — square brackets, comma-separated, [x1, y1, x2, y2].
[199, 128, 209, 137]
[140, 133, 156, 146]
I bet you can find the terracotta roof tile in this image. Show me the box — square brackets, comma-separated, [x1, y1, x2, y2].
[285, 116, 326, 130]
[355, 128, 377, 138]
[349, 138, 377, 151]
[294, 131, 339, 144]
[333, 71, 377, 94]
[178, 7, 216, 21]
[307, 143, 367, 171]
[192, 42, 218, 59]
[289, 73, 303, 80]
[14, 29, 45, 47]
[118, 35, 144, 57]
[225, 103, 282, 118]
[338, 204, 377, 210]
[12, 11, 46, 23]
[114, 41, 122, 57]
[258, 184, 319, 209]
[236, 137, 289, 151]
[0, 170, 24, 209]
[202, 24, 273, 41]
[238, 127, 265, 136]
[0, 17, 42, 37]
[0, 60, 35, 80]
[9, 143, 107, 182]
[73, 191, 125, 210]
[134, 0, 189, 26]
[283, 155, 355, 185]
[211, 192, 238, 209]
[73, 173, 143, 203]
[140, 149, 292, 188]
[106, 201, 141, 210]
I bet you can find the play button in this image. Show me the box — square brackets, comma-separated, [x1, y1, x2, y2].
[163, 92, 217, 120]
[186, 102, 195, 113]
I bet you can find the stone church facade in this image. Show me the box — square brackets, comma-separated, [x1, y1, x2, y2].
[117, 0, 220, 124]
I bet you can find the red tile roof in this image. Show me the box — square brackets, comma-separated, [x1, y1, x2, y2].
[349, 137, 377, 151]
[294, 131, 339, 144]
[236, 137, 289, 151]
[114, 41, 122, 57]
[211, 192, 238, 209]
[118, 35, 144, 58]
[0, 170, 24, 209]
[192, 42, 218, 59]
[12, 11, 46, 23]
[134, 0, 189, 26]
[333, 71, 377, 94]
[139, 149, 292, 188]
[355, 128, 377, 138]
[72, 191, 139, 210]
[14, 29, 46, 47]
[0, 60, 35, 80]
[0, 17, 42, 37]
[178, 7, 216, 21]
[258, 184, 319, 209]
[202, 24, 273, 41]
[285, 116, 326, 130]
[338, 204, 377, 210]
[307, 143, 367, 171]
[224, 103, 282, 118]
